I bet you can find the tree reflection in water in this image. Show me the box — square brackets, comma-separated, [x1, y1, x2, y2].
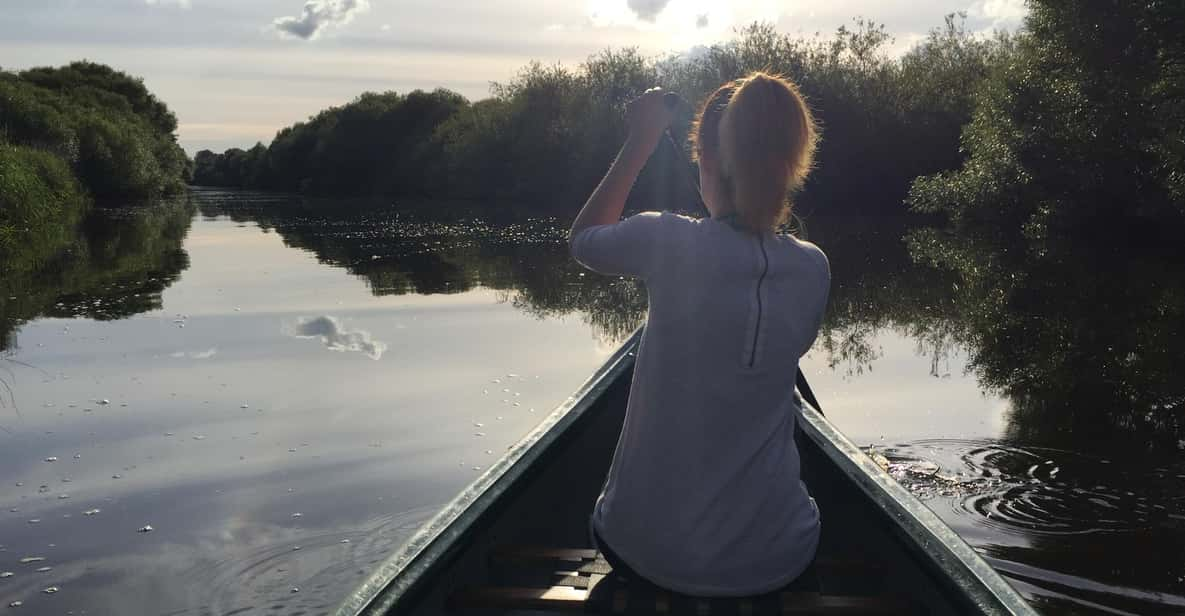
[194, 190, 649, 346]
[0, 194, 196, 353]
[811, 212, 1185, 614]
[789, 210, 1185, 450]
[191, 191, 1185, 450]
[908, 226, 1185, 450]
[5, 189, 1181, 450]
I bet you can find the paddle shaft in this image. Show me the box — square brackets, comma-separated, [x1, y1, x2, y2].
[658, 92, 824, 414]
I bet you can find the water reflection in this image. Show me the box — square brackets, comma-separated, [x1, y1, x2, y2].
[0, 189, 627, 614]
[804, 212, 1185, 450]
[878, 440, 1185, 536]
[907, 226, 1185, 449]
[193, 189, 648, 345]
[878, 439, 1185, 615]
[804, 215, 962, 380]
[291, 316, 388, 360]
[0, 195, 196, 353]
[1, 189, 1182, 615]
[813, 213, 1185, 614]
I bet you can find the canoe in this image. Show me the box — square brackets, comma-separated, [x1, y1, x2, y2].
[336, 330, 1037, 615]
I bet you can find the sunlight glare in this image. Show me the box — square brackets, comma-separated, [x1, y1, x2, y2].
[584, 0, 789, 50]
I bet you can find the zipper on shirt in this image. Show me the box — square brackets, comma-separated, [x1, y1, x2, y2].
[749, 234, 769, 368]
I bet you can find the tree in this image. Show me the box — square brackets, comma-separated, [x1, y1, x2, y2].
[909, 1, 1185, 239]
[190, 17, 1014, 217]
[0, 62, 188, 201]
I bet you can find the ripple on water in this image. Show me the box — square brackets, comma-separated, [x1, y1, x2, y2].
[874, 439, 1185, 537]
[871, 439, 1185, 613]
[176, 503, 438, 615]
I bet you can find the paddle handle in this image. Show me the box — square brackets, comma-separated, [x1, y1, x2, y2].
[796, 368, 823, 414]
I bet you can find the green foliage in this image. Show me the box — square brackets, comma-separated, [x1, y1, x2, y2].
[433, 98, 513, 201]
[0, 62, 188, 202]
[19, 61, 178, 135]
[0, 142, 87, 275]
[909, 1, 1185, 238]
[444, 49, 669, 208]
[192, 144, 269, 189]
[192, 17, 1011, 215]
[0, 195, 195, 351]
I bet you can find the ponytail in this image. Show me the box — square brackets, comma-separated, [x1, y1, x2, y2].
[716, 72, 817, 232]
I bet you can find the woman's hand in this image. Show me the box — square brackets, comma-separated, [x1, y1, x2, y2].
[625, 87, 674, 152]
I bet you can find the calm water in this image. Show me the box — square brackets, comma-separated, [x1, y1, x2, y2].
[0, 189, 1182, 615]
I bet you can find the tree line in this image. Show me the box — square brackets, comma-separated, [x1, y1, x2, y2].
[0, 61, 189, 281]
[192, 15, 1011, 216]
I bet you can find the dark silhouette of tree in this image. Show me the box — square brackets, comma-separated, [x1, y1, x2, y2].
[191, 17, 1013, 218]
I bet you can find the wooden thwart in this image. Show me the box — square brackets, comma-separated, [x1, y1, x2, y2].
[490, 546, 885, 586]
[450, 587, 914, 615]
[447, 546, 914, 615]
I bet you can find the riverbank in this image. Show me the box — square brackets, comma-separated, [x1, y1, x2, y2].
[0, 62, 189, 288]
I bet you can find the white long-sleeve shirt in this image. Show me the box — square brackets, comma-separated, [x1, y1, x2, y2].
[571, 211, 830, 596]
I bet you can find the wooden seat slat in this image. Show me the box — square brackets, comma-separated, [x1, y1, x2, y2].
[450, 586, 916, 615]
[449, 585, 590, 612]
[551, 573, 601, 590]
[491, 545, 884, 579]
[496, 546, 600, 561]
[458, 546, 913, 614]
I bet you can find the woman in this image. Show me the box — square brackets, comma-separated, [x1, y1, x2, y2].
[568, 73, 830, 597]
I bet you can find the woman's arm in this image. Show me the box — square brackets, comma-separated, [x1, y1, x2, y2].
[569, 88, 673, 242]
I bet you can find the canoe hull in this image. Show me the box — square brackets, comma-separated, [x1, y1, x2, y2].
[339, 332, 1035, 615]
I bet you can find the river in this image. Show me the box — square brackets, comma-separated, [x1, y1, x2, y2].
[0, 188, 1181, 615]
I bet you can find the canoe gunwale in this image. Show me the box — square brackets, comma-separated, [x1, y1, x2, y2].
[796, 401, 1037, 616]
[335, 329, 643, 616]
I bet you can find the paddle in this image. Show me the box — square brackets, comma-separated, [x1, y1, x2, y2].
[659, 92, 824, 415]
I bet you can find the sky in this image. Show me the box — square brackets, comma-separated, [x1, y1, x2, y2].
[2, 0, 1028, 154]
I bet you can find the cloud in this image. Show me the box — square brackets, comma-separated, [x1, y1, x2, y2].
[145, 0, 192, 7]
[969, 0, 1028, 29]
[272, 0, 370, 40]
[627, 0, 670, 22]
[291, 316, 386, 360]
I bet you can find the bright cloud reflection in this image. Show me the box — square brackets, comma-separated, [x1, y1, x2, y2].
[291, 315, 388, 360]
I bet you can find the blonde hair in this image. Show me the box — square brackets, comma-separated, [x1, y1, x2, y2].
[691, 72, 817, 232]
